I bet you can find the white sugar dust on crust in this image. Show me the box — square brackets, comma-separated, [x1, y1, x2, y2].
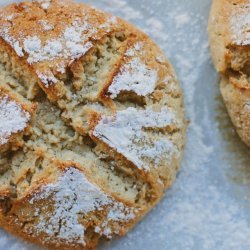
[124, 42, 143, 57]
[0, 22, 93, 87]
[36, 70, 58, 88]
[230, 4, 250, 45]
[93, 107, 177, 171]
[0, 27, 24, 57]
[30, 168, 135, 245]
[84, 1, 250, 250]
[108, 58, 157, 99]
[22, 21, 94, 65]
[35, 0, 51, 10]
[108, 42, 158, 99]
[0, 7, 117, 88]
[38, 20, 54, 31]
[2, 1, 250, 250]
[0, 95, 30, 145]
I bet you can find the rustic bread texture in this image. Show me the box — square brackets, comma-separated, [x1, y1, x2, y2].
[208, 0, 250, 146]
[0, 0, 186, 249]
[0, 85, 35, 154]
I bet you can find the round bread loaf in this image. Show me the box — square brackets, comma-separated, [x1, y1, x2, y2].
[208, 0, 250, 146]
[0, 0, 186, 249]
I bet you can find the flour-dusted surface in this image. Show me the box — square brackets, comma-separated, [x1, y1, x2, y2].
[108, 43, 158, 98]
[1, 0, 250, 250]
[108, 58, 157, 98]
[0, 95, 30, 145]
[230, 4, 250, 46]
[31, 168, 135, 245]
[93, 107, 177, 171]
[0, 1, 118, 88]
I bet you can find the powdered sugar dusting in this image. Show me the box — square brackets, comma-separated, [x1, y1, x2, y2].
[20, 18, 95, 85]
[124, 42, 143, 57]
[0, 5, 118, 88]
[0, 95, 30, 145]
[1, 1, 250, 250]
[230, 4, 250, 45]
[31, 168, 135, 244]
[86, 1, 250, 250]
[36, 70, 58, 88]
[23, 36, 42, 63]
[0, 18, 95, 65]
[0, 27, 24, 57]
[22, 21, 94, 65]
[108, 42, 157, 98]
[36, 0, 51, 10]
[100, 15, 118, 31]
[93, 107, 177, 171]
[66, 41, 93, 60]
[108, 58, 157, 98]
[38, 20, 54, 31]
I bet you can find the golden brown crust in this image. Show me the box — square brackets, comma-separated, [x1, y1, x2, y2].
[0, 0, 123, 101]
[208, 0, 250, 146]
[0, 85, 35, 153]
[0, 0, 186, 249]
[220, 76, 250, 146]
[0, 162, 143, 250]
[0, 145, 145, 248]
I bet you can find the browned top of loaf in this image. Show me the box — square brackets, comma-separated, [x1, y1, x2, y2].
[0, 0, 170, 100]
[209, 0, 250, 146]
[210, 0, 250, 45]
[0, 0, 119, 97]
[208, 0, 250, 72]
[0, 85, 34, 148]
[0, 0, 186, 249]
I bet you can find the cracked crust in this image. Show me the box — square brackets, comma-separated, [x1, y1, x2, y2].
[0, 0, 186, 249]
[208, 0, 250, 146]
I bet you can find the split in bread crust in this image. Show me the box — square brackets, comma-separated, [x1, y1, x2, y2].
[208, 0, 250, 146]
[0, 0, 186, 249]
